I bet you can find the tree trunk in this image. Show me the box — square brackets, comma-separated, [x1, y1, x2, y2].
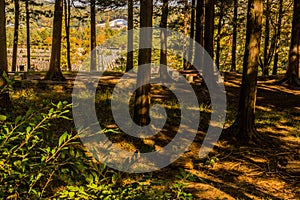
[133, 0, 153, 126]
[126, 0, 134, 72]
[284, 0, 300, 86]
[45, 0, 66, 81]
[233, 0, 263, 143]
[263, 0, 270, 76]
[186, 0, 196, 70]
[25, 0, 31, 70]
[12, 0, 20, 72]
[183, 0, 189, 68]
[0, 0, 7, 73]
[0, 0, 12, 110]
[159, 0, 169, 80]
[215, 2, 224, 70]
[194, 0, 204, 68]
[272, 0, 283, 75]
[90, 0, 96, 71]
[195, 0, 204, 46]
[204, 0, 214, 58]
[231, 0, 238, 72]
[64, 0, 71, 71]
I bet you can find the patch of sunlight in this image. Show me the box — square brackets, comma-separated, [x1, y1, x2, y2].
[256, 105, 272, 112]
[11, 88, 36, 100]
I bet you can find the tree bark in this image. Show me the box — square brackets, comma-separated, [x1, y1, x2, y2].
[231, 0, 238, 72]
[133, 0, 153, 126]
[126, 0, 134, 72]
[90, 0, 97, 72]
[64, 0, 71, 71]
[45, 0, 66, 81]
[263, 0, 270, 76]
[0, 0, 12, 110]
[233, 0, 263, 143]
[215, 1, 224, 70]
[272, 0, 283, 75]
[12, 0, 20, 72]
[204, 0, 214, 59]
[183, 0, 189, 68]
[0, 0, 7, 73]
[25, 0, 31, 70]
[194, 0, 204, 68]
[284, 0, 300, 86]
[186, 0, 196, 70]
[195, 0, 204, 46]
[159, 0, 169, 80]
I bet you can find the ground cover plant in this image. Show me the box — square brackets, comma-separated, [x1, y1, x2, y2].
[0, 83, 195, 199]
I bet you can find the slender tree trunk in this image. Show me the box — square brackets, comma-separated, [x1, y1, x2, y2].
[186, 0, 196, 70]
[183, 0, 189, 68]
[133, 0, 153, 126]
[273, 0, 283, 75]
[231, 0, 238, 72]
[215, 2, 224, 70]
[0, 0, 7, 73]
[45, 0, 66, 81]
[233, 0, 263, 143]
[159, 0, 169, 79]
[204, 0, 214, 58]
[64, 0, 71, 71]
[25, 0, 31, 70]
[0, 0, 12, 110]
[263, 0, 270, 76]
[90, 0, 96, 71]
[194, 0, 204, 68]
[12, 0, 20, 72]
[195, 0, 204, 46]
[126, 0, 134, 72]
[284, 0, 300, 86]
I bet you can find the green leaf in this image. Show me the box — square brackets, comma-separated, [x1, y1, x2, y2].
[69, 191, 75, 198]
[2, 71, 9, 81]
[4, 127, 9, 134]
[70, 148, 75, 157]
[13, 160, 22, 167]
[60, 116, 71, 120]
[57, 101, 62, 109]
[49, 108, 54, 114]
[0, 115, 7, 121]
[51, 148, 56, 154]
[14, 115, 21, 124]
[59, 132, 69, 146]
[26, 126, 32, 133]
[25, 109, 33, 118]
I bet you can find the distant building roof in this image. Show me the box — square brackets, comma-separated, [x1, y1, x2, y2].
[98, 18, 128, 29]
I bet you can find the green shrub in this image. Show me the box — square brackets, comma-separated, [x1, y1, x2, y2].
[0, 99, 194, 199]
[0, 101, 89, 199]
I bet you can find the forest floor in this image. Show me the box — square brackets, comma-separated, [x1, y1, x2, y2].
[15, 72, 300, 199]
[182, 73, 300, 200]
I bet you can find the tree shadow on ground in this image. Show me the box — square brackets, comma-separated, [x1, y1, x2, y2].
[179, 72, 300, 199]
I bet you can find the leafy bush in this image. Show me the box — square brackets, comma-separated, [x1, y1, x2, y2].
[0, 101, 86, 198]
[0, 98, 194, 199]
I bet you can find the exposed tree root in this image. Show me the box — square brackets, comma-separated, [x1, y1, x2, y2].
[44, 71, 66, 81]
[277, 76, 300, 87]
[222, 122, 281, 149]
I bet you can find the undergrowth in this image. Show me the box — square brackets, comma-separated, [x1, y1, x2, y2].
[0, 87, 194, 199]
